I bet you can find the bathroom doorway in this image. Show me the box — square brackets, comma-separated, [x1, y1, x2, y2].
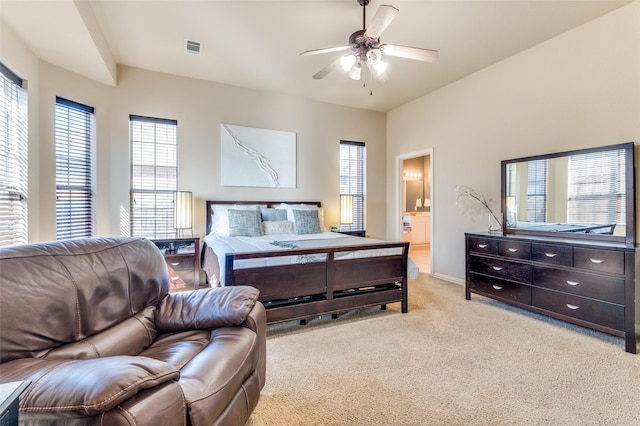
[398, 150, 433, 274]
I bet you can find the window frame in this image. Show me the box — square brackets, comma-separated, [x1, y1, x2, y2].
[0, 62, 28, 247]
[129, 115, 178, 239]
[339, 140, 366, 233]
[55, 96, 95, 240]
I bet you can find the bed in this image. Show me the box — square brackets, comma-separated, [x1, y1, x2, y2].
[202, 200, 416, 324]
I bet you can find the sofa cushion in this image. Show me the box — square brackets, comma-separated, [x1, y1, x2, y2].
[16, 356, 179, 418]
[0, 237, 168, 363]
[156, 286, 260, 332]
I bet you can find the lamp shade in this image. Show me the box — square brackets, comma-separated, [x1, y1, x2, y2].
[340, 195, 353, 225]
[173, 191, 192, 230]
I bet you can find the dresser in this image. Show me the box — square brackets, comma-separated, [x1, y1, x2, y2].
[465, 232, 636, 353]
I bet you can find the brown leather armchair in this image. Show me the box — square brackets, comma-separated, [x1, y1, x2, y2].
[0, 237, 266, 425]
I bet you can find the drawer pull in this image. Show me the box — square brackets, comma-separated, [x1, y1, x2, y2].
[589, 258, 604, 264]
[478, 244, 488, 249]
[544, 253, 557, 258]
[492, 266, 504, 271]
[566, 304, 580, 310]
[171, 276, 180, 281]
[492, 285, 503, 290]
[566, 280, 580, 286]
[170, 262, 180, 266]
[507, 248, 519, 253]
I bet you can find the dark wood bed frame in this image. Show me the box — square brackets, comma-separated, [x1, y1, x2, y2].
[204, 200, 410, 324]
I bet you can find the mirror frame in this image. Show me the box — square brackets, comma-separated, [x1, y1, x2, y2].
[501, 142, 636, 248]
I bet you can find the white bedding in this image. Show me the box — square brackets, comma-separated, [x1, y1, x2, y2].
[203, 231, 419, 286]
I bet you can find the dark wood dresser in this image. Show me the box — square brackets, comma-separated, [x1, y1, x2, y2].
[465, 232, 637, 353]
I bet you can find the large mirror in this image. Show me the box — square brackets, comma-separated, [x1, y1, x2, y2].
[501, 142, 635, 247]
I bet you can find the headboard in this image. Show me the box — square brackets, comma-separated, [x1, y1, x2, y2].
[205, 200, 322, 236]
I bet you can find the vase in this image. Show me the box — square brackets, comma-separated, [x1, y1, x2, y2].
[488, 212, 502, 234]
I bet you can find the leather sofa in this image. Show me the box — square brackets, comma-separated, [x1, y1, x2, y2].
[0, 237, 266, 425]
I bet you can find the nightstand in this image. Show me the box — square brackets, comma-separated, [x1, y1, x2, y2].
[151, 237, 200, 290]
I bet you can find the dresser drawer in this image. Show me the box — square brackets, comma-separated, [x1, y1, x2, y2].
[532, 266, 624, 305]
[164, 255, 194, 271]
[470, 274, 531, 305]
[468, 237, 498, 255]
[531, 243, 572, 266]
[532, 287, 624, 331]
[574, 248, 624, 275]
[498, 240, 531, 260]
[470, 256, 531, 283]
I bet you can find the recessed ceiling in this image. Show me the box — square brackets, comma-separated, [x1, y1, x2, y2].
[0, 0, 631, 112]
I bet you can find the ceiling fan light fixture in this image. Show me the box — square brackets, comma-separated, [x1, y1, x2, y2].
[348, 63, 362, 80]
[373, 60, 388, 75]
[366, 48, 382, 65]
[340, 54, 357, 71]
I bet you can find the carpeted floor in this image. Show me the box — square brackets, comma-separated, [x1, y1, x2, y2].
[246, 273, 640, 425]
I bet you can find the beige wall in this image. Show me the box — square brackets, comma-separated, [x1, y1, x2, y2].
[386, 2, 640, 283]
[1, 50, 387, 240]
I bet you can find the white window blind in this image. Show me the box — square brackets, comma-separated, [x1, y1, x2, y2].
[339, 140, 366, 232]
[568, 149, 625, 225]
[130, 115, 177, 239]
[0, 63, 28, 247]
[527, 159, 547, 222]
[55, 97, 95, 240]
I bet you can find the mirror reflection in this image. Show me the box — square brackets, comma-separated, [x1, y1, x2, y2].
[504, 146, 627, 236]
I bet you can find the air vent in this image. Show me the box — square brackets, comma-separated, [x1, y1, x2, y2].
[185, 40, 201, 56]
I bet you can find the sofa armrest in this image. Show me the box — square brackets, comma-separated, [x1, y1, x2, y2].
[156, 285, 260, 332]
[0, 356, 179, 418]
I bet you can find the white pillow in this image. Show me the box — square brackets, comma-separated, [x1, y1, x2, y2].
[279, 203, 328, 232]
[210, 204, 262, 236]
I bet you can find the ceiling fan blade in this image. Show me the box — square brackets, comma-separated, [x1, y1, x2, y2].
[381, 44, 439, 62]
[312, 58, 341, 80]
[364, 5, 399, 39]
[300, 45, 350, 57]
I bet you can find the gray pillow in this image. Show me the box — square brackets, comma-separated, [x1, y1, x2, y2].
[228, 209, 263, 237]
[261, 208, 288, 222]
[293, 209, 322, 235]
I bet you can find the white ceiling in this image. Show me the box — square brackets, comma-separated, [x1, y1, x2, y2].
[0, 0, 632, 112]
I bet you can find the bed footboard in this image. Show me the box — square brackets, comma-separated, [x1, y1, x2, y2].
[224, 242, 409, 324]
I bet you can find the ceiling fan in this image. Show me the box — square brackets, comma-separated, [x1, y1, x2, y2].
[300, 0, 439, 82]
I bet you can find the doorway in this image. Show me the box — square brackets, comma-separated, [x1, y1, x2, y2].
[397, 150, 433, 274]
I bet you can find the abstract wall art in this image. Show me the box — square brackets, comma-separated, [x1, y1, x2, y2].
[220, 123, 296, 188]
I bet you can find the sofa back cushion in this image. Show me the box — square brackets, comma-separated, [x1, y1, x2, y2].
[0, 237, 169, 363]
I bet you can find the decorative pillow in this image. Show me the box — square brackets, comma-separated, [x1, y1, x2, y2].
[280, 203, 328, 232]
[261, 207, 288, 222]
[228, 209, 263, 237]
[262, 220, 295, 235]
[293, 209, 322, 235]
[210, 204, 261, 236]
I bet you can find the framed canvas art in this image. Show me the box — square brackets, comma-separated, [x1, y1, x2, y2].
[220, 123, 296, 188]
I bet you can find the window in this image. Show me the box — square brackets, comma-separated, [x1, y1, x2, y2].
[568, 149, 625, 225]
[55, 97, 95, 240]
[339, 140, 366, 232]
[130, 115, 177, 239]
[0, 63, 28, 247]
[527, 159, 547, 222]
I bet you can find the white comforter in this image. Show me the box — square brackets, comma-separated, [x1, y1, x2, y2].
[203, 231, 419, 286]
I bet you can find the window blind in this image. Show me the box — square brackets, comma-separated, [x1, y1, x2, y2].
[339, 140, 366, 232]
[0, 63, 28, 247]
[568, 149, 625, 225]
[527, 159, 547, 222]
[55, 97, 95, 240]
[130, 115, 177, 239]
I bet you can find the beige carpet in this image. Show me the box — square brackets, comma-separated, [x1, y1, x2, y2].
[246, 273, 640, 425]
